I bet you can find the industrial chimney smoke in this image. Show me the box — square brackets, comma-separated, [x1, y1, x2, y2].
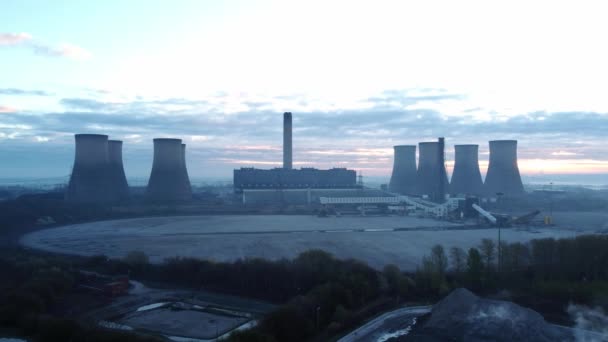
[180, 143, 193, 198]
[484, 140, 525, 196]
[146, 138, 192, 201]
[107, 140, 129, 201]
[450, 144, 484, 195]
[388, 145, 417, 194]
[416, 141, 449, 198]
[283, 112, 292, 169]
[66, 134, 113, 203]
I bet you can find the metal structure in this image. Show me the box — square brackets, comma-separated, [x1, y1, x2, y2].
[66, 134, 113, 203]
[107, 140, 129, 201]
[283, 112, 292, 169]
[484, 140, 525, 196]
[450, 144, 484, 195]
[415, 141, 449, 198]
[320, 195, 462, 219]
[146, 138, 192, 201]
[388, 145, 417, 195]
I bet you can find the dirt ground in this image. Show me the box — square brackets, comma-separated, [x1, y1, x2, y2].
[20, 213, 605, 271]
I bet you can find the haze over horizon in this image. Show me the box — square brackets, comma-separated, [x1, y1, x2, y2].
[2, 0, 608, 182]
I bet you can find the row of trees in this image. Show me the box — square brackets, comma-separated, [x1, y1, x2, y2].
[416, 234, 608, 302]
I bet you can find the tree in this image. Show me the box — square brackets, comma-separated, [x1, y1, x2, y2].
[430, 245, 448, 279]
[479, 238, 496, 269]
[418, 245, 449, 293]
[124, 251, 149, 268]
[467, 247, 483, 289]
[450, 247, 467, 273]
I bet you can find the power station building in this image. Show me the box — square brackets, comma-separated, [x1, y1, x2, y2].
[233, 112, 358, 196]
[234, 167, 357, 193]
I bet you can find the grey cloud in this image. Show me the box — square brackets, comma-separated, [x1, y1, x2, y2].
[0, 88, 52, 96]
[3, 93, 608, 178]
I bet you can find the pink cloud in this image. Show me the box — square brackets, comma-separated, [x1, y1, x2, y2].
[0, 32, 91, 60]
[0, 32, 32, 45]
[0, 105, 17, 113]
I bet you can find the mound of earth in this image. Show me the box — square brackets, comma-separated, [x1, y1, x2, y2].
[409, 288, 573, 342]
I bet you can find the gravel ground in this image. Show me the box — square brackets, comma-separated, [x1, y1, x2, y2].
[20, 214, 604, 270]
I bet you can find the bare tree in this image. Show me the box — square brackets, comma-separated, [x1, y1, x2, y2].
[450, 246, 467, 273]
[479, 238, 496, 269]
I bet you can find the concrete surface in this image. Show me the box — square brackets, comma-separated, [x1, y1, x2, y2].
[20, 214, 601, 270]
[338, 305, 431, 342]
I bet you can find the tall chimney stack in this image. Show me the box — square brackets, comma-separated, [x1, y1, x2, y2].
[283, 112, 292, 169]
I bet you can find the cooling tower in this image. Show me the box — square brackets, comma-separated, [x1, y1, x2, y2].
[66, 134, 113, 203]
[283, 112, 292, 169]
[450, 144, 484, 195]
[484, 140, 525, 196]
[180, 143, 193, 198]
[107, 140, 130, 201]
[415, 141, 449, 198]
[146, 138, 192, 201]
[388, 145, 417, 194]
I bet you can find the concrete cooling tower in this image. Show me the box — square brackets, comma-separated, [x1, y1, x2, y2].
[388, 145, 417, 194]
[450, 144, 484, 195]
[180, 143, 193, 198]
[416, 141, 449, 198]
[484, 140, 525, 196]
[146, 138, 192, 201]
[66, 134, 113, 203]
[107, 140, 129, 201]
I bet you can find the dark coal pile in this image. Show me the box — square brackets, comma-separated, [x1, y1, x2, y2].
[410, 288, 573, 342]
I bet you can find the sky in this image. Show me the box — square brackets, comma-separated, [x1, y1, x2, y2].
[1, 0, 608, 184]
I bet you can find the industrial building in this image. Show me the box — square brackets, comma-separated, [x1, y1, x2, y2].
[233, 112, 358, 196]
[234, 167, 357, 193]
[66, 134, 129, 203]
[450, 144, 484, 196]
[146, 138, 192, 201]
[484, 140, 525, 196]
[242, 188, 384, 205]
[388, 145, 417, 195]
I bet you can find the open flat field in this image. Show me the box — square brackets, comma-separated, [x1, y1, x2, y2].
[20, 214, 604, 270]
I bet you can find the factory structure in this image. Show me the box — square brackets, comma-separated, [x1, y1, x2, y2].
[233, 112, 363, 204]
[66, 135, 192, 204]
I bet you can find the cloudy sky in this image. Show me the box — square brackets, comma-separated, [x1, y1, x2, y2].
[1, 0, 608, 184]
